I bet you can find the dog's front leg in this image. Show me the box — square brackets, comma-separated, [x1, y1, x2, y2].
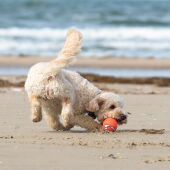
[73, 114, 101, 131]
[61, 99, 101, 131]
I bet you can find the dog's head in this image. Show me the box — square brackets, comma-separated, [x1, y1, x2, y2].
[86, 92, 128, 125]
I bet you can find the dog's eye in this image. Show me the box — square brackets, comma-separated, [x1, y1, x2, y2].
[110, 105, 115, 109]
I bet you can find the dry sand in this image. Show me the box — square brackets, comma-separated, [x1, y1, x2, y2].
[0, 55, 170, 170]
[0, 87, 170, 170]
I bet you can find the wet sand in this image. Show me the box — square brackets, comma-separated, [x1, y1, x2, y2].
[1, 56, 170, 69]
[0, 87, 170, 170]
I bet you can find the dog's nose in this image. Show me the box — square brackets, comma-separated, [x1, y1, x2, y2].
[120, 114, 127, 120]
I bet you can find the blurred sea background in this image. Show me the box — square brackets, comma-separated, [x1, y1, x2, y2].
[0, 0, 170, 77]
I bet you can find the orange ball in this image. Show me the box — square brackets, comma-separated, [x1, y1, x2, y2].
[102, 118, 118, 132]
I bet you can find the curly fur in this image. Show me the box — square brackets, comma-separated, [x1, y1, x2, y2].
[25, 29, 128, 131]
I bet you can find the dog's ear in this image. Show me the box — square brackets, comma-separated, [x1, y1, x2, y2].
[86, 96, 105, 112]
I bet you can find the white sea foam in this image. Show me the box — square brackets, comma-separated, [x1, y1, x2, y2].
[1, 27, 170, 40]
[0, 27, 170, 57]
[0, 28, 66, 39]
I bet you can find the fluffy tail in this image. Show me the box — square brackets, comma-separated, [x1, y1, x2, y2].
[45, 29, 82, 74]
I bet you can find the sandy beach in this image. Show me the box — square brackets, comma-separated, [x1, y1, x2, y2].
[1, 0, 170, 169]
[0, 57, 170, 169]
[0, 83, 170, 170]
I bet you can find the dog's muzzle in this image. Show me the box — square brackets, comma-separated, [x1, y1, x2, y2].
[116, 114, 127, 124]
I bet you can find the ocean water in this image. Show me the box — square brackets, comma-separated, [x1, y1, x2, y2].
[1, 66, 170, 78]
[0, 0, 170, 58]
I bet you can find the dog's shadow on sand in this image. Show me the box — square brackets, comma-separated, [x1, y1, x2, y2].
[45, 129, 91, 134]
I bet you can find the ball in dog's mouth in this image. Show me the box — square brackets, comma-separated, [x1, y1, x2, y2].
[102, 118, 118, 132]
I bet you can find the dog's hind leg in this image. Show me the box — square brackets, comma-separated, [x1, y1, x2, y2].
[42, 100, 64, 131]
[45, 113, 64, 131]
[29, 95, 42, 122]
[61, 101, 74, 130]
[60, 91, 77, 130]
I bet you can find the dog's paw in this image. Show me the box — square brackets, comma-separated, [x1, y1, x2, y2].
[31, 115, 42, 122]
[63, 124, 74, 131]
[94, 124, 104, 132]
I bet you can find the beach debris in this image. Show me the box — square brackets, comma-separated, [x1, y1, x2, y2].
[100, 153, 125, 160]
[0, 135, 14, 139]
[0, 75, 170, 88]
[81, 73, 170, 87]
[0, 76, 25, 87]
[116, 129, 165, 134]
[143, 156, 170, 163]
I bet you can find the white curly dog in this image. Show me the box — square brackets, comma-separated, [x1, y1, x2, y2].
[25, 29, 128, 131]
